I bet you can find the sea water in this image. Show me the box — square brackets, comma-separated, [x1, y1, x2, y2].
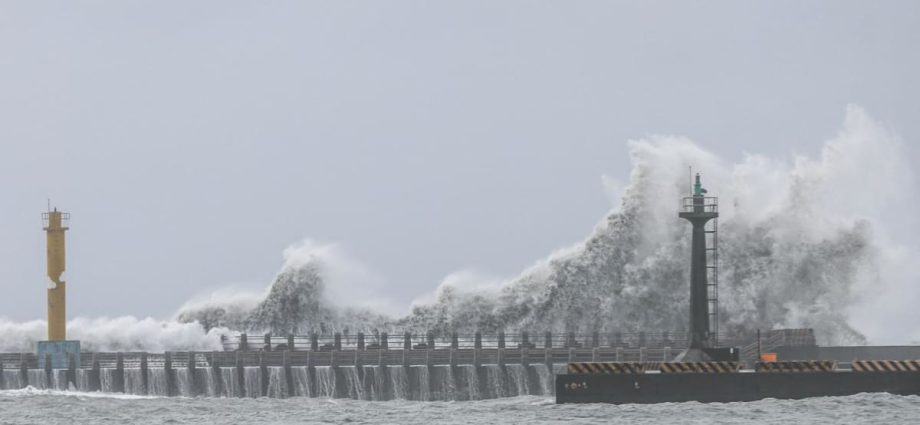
[0, 390, 917, 425]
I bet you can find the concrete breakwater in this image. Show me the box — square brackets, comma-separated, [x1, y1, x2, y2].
[2, 364, 564, 400]
[0, 347, 677, 400]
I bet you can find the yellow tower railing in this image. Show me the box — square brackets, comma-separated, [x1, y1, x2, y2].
[42, 209, 69, 341]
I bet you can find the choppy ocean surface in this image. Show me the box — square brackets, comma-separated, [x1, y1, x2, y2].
[0, 389, 918, 425]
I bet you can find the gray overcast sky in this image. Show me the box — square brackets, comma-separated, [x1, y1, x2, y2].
[1, 1, 918, 321]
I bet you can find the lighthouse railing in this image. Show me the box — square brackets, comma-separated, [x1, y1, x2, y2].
[680, 196, 719, 213]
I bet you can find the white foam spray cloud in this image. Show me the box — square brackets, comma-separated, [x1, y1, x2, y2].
[283, 240, 399, 316]
[410, 270, 506, 308]
[173, 287, 265, 330]
[177, 239, 397, 335]
[0, 317, 226, 352]
[405, 105, 917, 345]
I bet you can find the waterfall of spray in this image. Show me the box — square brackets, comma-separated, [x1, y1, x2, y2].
[266, 367, 286, 398]
[483, 366, 504, 399]
[26, 370, 46, 389]
[242, 367, 261, 398]
[313, 366, 336, 398]
[219, 367, 239, 397]
[124, 368, 144, 395]
[289, 366, 310, 397]
[429, 366, 456, 401]
[2, 370, 22, 390]
[175, 368, 191, 397]
[147, 369, 168, 396]
[411, 366, 430, 401]
[196, 368, 216, 397]
[533, 364, 555, 395]
[340, 367, 363, 400]
[366, 366, 382, 401]
[76, 369, 90, 392]
[99, 368, 116, 392]
[388, 365, 409, 400]
[461, 365, 480, 400]
[52, 369, 68, 391]
[504, 364, 529, 396]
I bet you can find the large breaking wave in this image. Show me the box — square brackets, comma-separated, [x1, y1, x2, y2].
[1, 105, 914, 350]
[175, 105, 916, 346]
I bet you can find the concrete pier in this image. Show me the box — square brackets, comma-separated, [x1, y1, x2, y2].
[0, 346, 671, 399]
[0, 330, 822, 399]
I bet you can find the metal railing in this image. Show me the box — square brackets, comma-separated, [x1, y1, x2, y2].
[0, 329, 817, 370]
[740, 329, 817, 363]
[0, 347, 684, 370]
[680, 196, 718, 214]
[220, 331, 699, 352]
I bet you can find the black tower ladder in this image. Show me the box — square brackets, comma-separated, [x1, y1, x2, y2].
[705, 217, 719, 346]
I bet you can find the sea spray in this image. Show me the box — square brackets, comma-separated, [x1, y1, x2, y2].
[483, 365, 504, 399]
[99, 368, 115, 392]
[0, 317, 225, 353]
[174, 108, 910, 346]
[177, 242, 393, 335]
[196, 367, 216, 397]
[289, 366, 310, 397]
[52, 369, 68, 391]
[388, 365, 409, 400]
[461, 365, 480, 400]
[123, 368, 144, 395]
[429, 365, 456, 401]
[175, 368, 191, 397]
[340, 366, 363, 400]
[411, 365, 430, 401]
[75, 369, 89, 392]
[504, 364, 529, 396]
[219, 367, 239, 397]
[147, 368, 168, 396]
[367, 365, 383, 401]
[313, 366, 336, 397]
[242, 367, 261, 398]
[533, 364, 554, 395]
[26, 369, 46, 390]
[266, 367, 285, 398]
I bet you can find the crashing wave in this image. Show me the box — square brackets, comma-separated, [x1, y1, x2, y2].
[177, 241, 394, 336]
[174, 105, 909, 346]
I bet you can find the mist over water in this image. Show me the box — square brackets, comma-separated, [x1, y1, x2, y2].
[1, 106, 914, 349]
[0, 317, 225, 352]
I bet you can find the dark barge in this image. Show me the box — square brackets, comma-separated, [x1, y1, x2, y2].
[556, 360, 920, 403]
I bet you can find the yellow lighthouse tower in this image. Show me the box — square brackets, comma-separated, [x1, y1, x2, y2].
[44, 208, 69, 340]
[37, 206, 80, 369]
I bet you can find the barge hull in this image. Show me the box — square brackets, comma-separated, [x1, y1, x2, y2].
[556, 371, 920, 404]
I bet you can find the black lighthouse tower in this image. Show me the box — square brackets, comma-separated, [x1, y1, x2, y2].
[677, 173, 719, 359]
